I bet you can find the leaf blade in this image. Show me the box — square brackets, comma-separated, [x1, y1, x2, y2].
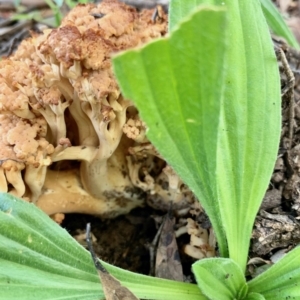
[113, 5, 229, 257]
[248, 247, 300, 299]
[114, 0, 281, 273]
[215, 0, 281, 271]
[0, 193, 205, 300]
[192, 258, 248, 300]
[260, 0, 300, 49]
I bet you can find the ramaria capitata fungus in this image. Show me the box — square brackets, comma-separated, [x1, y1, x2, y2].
[0, 0, 196, 218]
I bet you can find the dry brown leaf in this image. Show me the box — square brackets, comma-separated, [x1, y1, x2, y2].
[155, 210, 184, 281]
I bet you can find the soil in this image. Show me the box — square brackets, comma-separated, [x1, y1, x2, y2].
[63, 208, 158, 274]
[2, 0, 300, 284]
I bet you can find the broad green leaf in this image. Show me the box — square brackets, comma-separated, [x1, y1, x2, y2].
[246, 293, 265, 300]
[114, 0, 281, 272]
[192, 258, 248, 300]
[169, 0, 299, 49]
[0, 193, 205, 300]
[248, 246, 300, 299]
[113, 5, 229, 257]
[168, 0, 222, 32]
[214, 0, 281, 272]
[260, 0, 300, 49]
[0, 193, 103, 300]
[170, 0, 281, 270]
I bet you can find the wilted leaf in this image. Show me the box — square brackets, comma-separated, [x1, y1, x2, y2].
[155, 212, 183, 281]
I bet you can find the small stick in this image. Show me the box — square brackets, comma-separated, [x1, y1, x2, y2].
[275, 47, 295, 148]
[148, 217, 164, 276]
[86, 223, 108, 273]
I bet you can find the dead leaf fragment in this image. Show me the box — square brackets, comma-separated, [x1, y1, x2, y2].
[155, 211, 184, 281]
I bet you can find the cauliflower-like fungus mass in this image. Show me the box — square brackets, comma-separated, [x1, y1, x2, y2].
[0, 0, 196, 218]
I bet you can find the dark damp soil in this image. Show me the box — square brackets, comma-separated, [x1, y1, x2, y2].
[61, 206, 196, 279]
[62, 207, 158, 275]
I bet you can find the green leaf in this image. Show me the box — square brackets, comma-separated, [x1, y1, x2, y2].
[44, 0, 58, 10]
[246, 293, 265, 300]
[0, 193, 205, 300]
[114, 0, 281, 272]
[53, 0, 64, 7]
[11, 11, 42, 22]
[248, 246, 300, 299]
[169, 0, 212, 31]
[174, 0, 281, 271]
[215, 0, 281, 272]
[168, 0, 223, 32]
[113, 4, 229, 258]
[0, 193, 103, 299]
[259, 0, 300, 49]
[65, 0, 77, 9]
[169, 0, 300, 49]
[192, 258, 248, 300]
[44, 0, 62, 26]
